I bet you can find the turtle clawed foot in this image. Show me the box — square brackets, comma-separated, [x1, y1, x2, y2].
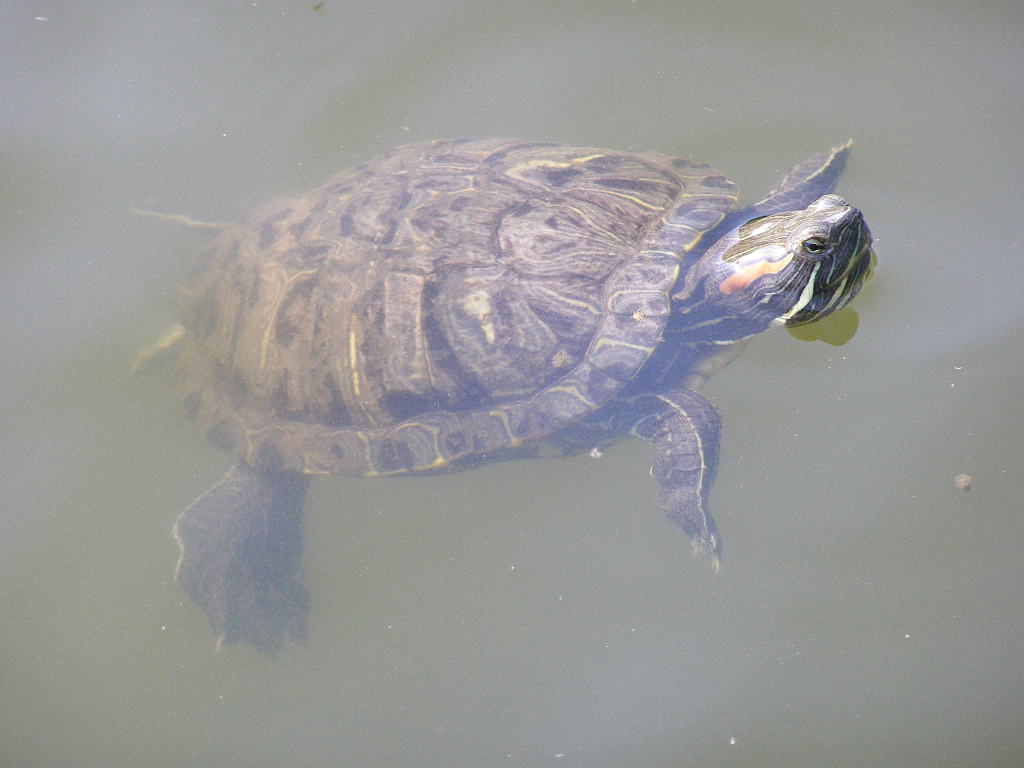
[657, 485, 721, 570]
[690, 535, 721, 573]
[684, 522, 722, 573]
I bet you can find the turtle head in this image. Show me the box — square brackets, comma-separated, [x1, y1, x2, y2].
[676, 194, 874, 339]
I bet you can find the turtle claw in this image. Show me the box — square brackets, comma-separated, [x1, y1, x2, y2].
[655, 481, 722, 570]
[689, 529, 722, 569]
[671, 504, 721, 569]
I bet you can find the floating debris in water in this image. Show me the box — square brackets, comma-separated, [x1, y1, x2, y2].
[954, 473, 973, 491]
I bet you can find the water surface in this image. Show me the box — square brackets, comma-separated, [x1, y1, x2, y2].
[3, 2, 1022, 766]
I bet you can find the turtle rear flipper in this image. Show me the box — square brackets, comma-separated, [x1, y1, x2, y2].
[173, 461, 310, 652]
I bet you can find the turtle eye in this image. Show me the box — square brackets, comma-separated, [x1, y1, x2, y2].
[801, 237, 829, 256]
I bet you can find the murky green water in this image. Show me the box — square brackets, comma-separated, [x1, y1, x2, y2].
[3, 1, 1022, 766]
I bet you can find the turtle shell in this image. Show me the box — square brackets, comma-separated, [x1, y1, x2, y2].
[177, 139, 740, 476]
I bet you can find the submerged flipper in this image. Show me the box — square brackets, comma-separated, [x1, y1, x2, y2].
[627, 387, 723, 567]
[173, 460, 311, 652]
[718, 142, 851, 232]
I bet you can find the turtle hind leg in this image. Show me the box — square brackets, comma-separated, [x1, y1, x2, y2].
[173, 460, 311, 653]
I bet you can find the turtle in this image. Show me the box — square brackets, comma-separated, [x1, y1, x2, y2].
[159, 138, 874, 651]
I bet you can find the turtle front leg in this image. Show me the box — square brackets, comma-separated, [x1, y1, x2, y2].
[626, 388, 723, 563]
[173, 460, 311, 652]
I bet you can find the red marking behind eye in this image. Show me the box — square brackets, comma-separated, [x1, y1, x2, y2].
[718, 255, 793, 295]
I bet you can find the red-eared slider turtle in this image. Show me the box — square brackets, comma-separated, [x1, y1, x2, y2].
[163, 138, 874, 651]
